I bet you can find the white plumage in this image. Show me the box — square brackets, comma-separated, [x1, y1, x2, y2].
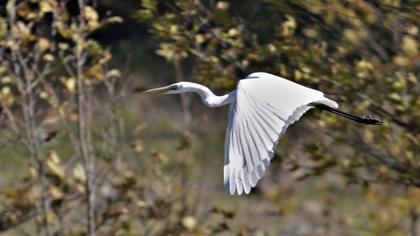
[144, 72, 341, 195]
[223, 73, 337, 194]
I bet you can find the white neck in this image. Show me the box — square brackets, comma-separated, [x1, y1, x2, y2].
[181, 82, 234, 107]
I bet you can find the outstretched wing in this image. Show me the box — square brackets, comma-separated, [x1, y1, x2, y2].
[224, 72, 337, 195]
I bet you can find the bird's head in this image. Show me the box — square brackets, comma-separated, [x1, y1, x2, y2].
[142, 82, 190, 95]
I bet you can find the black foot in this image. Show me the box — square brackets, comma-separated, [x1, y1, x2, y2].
[360, 116, 383, 125]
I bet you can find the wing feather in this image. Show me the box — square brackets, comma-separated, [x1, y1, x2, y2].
[236, 171, 243, 195]
[247, 112, 273, 151]
[238, 121, 256, 171]
[224, 73, 337, 195]
[249, 109, 277, 143]
[243, 118, 265, 162]
[242, 170, 251, 193]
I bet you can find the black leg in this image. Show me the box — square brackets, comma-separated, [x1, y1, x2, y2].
[309, 103, 383, 125]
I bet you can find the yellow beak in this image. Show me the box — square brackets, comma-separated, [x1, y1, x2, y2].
[142, 86, 171, 95]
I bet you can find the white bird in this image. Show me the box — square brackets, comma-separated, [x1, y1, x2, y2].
[143, 72, 382, 195]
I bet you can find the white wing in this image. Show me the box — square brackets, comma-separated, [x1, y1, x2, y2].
[224, 72, 338, 195]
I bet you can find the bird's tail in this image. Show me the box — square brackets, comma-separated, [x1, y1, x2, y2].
[318, 97, 339, 109]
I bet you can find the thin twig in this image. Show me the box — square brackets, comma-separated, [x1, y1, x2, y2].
[76, 1, 96, 235]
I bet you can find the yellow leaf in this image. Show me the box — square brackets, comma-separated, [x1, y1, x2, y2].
[68, 113, 78, 122]
[267, 44, 277, 53]
[195, 34, 205, 44]
[0, 67, 7, 75]
[43, 54, 55, 62]
[407, 73, 417, 84]
[37, 38, 50, 52]
[228, 28, 239, 37]
[46, 158, 65, 179]
[98, 51, 112, 65]
[65, 78, 76, 93]
[402, 35, 418, 55]
[169, 25, 178, 34]
[17, 2, 35, 20]
[406, 25, 418, 35]
[0, 95, 14, 107]
[136, 200, 148, 208]
[49, 150, 60, 164]
[39, 1, 53, 14]
[106, 16, 123, 24]
[303, 28, 318, 38]
[87, 20, 100, 30]
[87, 65, 103, 80]
[216, 1, 229, 10]
[142, 0, 157, 10]
[156, 43, 176, 61]
[387, 92, 401, 102]
[106, 69, 121, 78]
[15, 21, 30, 36]
[0, 18, 7, 39]
[343, 29, 357, 43]
[1, 86, 10, 96]
[47, 212, 57, 224]
[73, 163, 86, 182]
[294, 69, 302, 81]
[6, 0, 14, 18]
[56, 23, 71, 39]
[0, 86, 14, 107]
[209, 56, 219, 64]
[58, 43, 69, 50]
[356, 59, 373, 71]
[29, 166, 37, 178]
[50, 186, 63, 200]
[281, 15, 296, 36]
[39, 91, 49, 99]
[393, 56, 409, 66]
[76, 183, 85, 193]
[84, 6, 98, 22]
[181, 216, 197, 231]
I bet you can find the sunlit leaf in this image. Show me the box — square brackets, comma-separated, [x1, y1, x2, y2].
[106, 69, 121, 78]
[73, 163, 86, 182]
[181, 216, 197, 231]
[50, 186, 64, 200]
[216, 1, 229, 10]
[106, 16, 124, 24]
[84, 6, 99, 22]
[39, 1, 53, 14]
[401, 36, 418, 55]
[65, 78, 76, 93]
[46, 153, 65, 179]
[37, 38, 50, 52]
[42, 54, 55, 62]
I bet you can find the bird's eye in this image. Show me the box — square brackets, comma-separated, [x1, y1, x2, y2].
[170, 85, 178, 90]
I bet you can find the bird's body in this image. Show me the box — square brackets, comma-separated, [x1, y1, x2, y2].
[222, 73, 338, 195]
[144, 72, 381, 195]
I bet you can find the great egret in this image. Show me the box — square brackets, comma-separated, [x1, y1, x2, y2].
[143, 72, 382, 195]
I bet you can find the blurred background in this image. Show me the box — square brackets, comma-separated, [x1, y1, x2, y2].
[0, 0, 419, 235]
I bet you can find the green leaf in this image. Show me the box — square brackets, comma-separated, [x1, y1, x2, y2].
[134, 9, 153, 22]
[0, 18, 7, 39]
[73, 163, 86, 182]
[106, 16, 123, 24]
[142, 0, 157, 11]
[387, 92, 401, 102]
